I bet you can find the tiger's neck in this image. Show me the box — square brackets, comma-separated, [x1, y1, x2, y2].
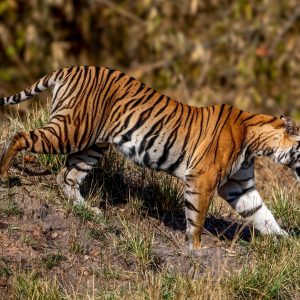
[243, 116, 290, 161]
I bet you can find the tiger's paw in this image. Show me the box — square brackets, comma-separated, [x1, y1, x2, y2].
[278, 229, 289, 237]
[186, 235, 202, 251]
[73, 196, 85, 206]
[0, 177, 10, 188]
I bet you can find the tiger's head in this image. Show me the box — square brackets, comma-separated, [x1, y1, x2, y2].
[277, 116, 300, 181]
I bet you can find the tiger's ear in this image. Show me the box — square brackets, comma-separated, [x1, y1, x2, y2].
[281, 115, 300, 140]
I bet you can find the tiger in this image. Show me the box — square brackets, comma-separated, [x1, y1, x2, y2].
[0, 66, 300, 250]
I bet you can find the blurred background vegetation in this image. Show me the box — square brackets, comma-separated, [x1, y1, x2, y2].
[1, 0, 300, 117]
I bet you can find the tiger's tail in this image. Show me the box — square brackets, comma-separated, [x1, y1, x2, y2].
[0, 69, 67, 106]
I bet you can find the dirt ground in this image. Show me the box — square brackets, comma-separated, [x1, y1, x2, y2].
[0, 151, 297, 298]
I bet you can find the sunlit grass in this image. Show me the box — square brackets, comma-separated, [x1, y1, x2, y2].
[227, 236, 300, 299]
[12, 272, 61, 300]
[269, 187, 300, 234]
[119, 217, 155, 271]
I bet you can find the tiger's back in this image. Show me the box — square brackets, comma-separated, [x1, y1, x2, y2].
[0, 66, 247, 178]
[43, 66, 245, 180]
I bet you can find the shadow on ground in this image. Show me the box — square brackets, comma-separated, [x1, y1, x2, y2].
[79, 164, 253, 243]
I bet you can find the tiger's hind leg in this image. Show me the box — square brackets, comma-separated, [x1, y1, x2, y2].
[218, 160, 288, 236]
[0, 127, 79, 185]
[57, 143, 109, 204]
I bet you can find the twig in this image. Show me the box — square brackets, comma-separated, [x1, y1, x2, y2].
[90, 0, 146, 26]
[152, 222, 181, 249]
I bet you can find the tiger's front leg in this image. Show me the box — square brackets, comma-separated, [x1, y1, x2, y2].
[184, 174, 217, 250]
[218, 160, 288, 236]
[57, 144, 109, 204]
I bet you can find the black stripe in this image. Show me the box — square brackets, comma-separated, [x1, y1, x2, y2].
[39, 130, 53, 151]
[191, 105, 226, 168]
[185, 174, 196, 180]
[166, 151, 186, 173]
[245, 117, 277, 128]
[156, 123, 181, 168]
[118, 107, 154, 146]
[131, 82, 146, 97]
[95, 72, 123, 137]
[242, 186, 255, 194]
[234, 110, 244, 124]
[213, 106, 233, 162]
[143, 152, 151, 166]
[112, 111, 135, 137]
[101, 69, 119, 102]
[123, 95, 143, 111]
[203, 107, 211, 137]
[138, 118, 165, 154]
[187, 108, 203, 166]
[225, 191, 243, 202]
[187, 218, 201, 227]
[240, 114, 258, 125]
[34, 86, 41, 93]
[140, 121, 164, 154]
[165, 102, 179, 124]
[128, 146, 136, 158]
[212, 104, 226, 135]
[51, 67, 82, 114]
[240, 204, 262, 218]
[123, 76, 135, 88]
[24, 90, 32, 97]
[155, 103, 185, 167]
[141, 89, 157, 104]
[231, 176, 253, 183]
[185, 190, 200, 195]
[185, 200, 200, 212]
[154, 96, 170, 117]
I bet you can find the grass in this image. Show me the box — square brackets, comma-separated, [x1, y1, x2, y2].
[88, 227, 106, 242]
[40, 253, 66, 269]
[269, 187, 300, 234]
[227, 237, 300, 299]
[22, 235, 38, 249]
[152, 173, 184, 213]
[73, 204, 95, 223]
[222, 186, 300, 299]
[1, 200, 22, 217]
[128, 196, 145, 215]
[119, 217, 155, 271]
[69, 230, 89, 255]
[0, 266, 12, 277]
[12, 272, 61, 300]
[0, 189, 23, 218]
